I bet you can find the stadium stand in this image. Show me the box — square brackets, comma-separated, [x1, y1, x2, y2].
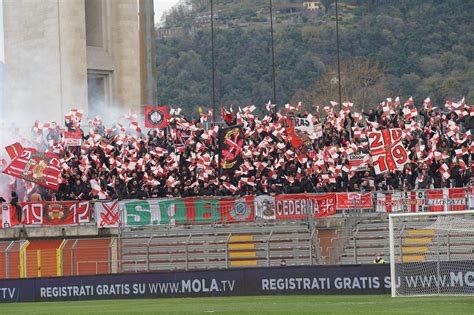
[336, 214, 474, 264]
[119, 220, 321, 272]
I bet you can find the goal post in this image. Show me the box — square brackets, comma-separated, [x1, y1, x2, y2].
[389, 210, 474, 297]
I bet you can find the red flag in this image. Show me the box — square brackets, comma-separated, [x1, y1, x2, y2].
[144, 106, 171, 128]
[368, 129, 408, 175]
[285, 118, 305, 148]
[90, 179, 110, 200]
[221, 105, 235, 125]
[2, 148, 61, 190]
[5, 143, 24, 160]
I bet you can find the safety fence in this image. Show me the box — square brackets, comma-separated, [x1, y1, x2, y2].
[1, 187, 473, 229]
[0, 238, 115, 279]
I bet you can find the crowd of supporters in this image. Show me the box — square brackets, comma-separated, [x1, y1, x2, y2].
[3, 97, 474, 202]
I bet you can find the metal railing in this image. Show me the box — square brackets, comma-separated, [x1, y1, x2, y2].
[0, 238, 116, 279]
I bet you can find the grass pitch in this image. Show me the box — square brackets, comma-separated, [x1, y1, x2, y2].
[1, 295, 473, 314]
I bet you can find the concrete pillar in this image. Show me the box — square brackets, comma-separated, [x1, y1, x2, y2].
[139, 0, 157, 107]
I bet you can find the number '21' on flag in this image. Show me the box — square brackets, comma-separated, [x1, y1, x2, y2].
[368, 128, 409, 175]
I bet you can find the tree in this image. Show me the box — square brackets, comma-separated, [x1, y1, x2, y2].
[292, 58, 392, 111]
[321, 0, 333, 13]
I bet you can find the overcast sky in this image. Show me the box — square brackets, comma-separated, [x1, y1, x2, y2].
[154, 0, 181, 24]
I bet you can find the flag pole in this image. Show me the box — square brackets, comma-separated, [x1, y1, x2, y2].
[270, 0, 277, 106]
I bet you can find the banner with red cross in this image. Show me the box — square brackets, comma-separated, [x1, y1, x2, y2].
[95, 201, 120, 228]
[368, 128, 409, 174]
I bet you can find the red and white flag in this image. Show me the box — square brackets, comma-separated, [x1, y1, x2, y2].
[5, 143, 23, 160]
[90, 179, 110, 200]
[439, 163, 450, 180]
[3, 147, 61, 190]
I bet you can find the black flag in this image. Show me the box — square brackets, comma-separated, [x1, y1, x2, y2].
[218, 125, 244, 175]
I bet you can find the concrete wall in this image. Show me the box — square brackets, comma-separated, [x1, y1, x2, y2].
[111, 0, 141, 113]
[3, 0, 142, 126]
[3, 0, 65, 124]
[58, 0, 88, 117]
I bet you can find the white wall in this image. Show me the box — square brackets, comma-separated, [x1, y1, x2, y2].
[0, 0, 4, 63]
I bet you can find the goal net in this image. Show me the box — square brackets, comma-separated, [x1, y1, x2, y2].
[389, 210, 474, 297]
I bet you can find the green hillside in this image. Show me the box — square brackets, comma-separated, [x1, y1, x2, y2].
[156, 0, 474, 114]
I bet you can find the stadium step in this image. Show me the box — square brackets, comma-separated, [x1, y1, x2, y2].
[399, 255, 425, 262]
[229, 260, 258, 267]
[228, 235, 257, 267]
[402, 246, 428, 254]
[407, 229, 435, 236]
[404, 237, 433, 245]
[228, 243, 255, 250]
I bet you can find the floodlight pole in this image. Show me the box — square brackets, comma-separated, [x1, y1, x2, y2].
[335, 0, 342, 109]
[211, 0, 216, 123]
[270, 0, 277, 106]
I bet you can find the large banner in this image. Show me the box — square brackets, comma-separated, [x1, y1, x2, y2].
[368, 129, 408, 174]
[426, 188, 466, 212]
[1, 189, 471, 229]
[0, 265, 392, 302]
[121, 197, 254, 227]
[254, 194, 336, 220]
[3, 261, 474, 302]
[376, 191, 425, 213]
[336, 193, 373, 210]
[2, 147, 61, 190]
[21, 201, 92, 225]
[274, 194, 336, 219]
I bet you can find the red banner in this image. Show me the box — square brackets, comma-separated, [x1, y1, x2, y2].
[336, 192, 373, 210]
[5, 142, 23, 159]
[426, 188, 466, 212]
[21, 201, 92, 225]
[368, 129, 408, 174]
[275, 194, 336, 219]
[2, 147, 61, 190]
